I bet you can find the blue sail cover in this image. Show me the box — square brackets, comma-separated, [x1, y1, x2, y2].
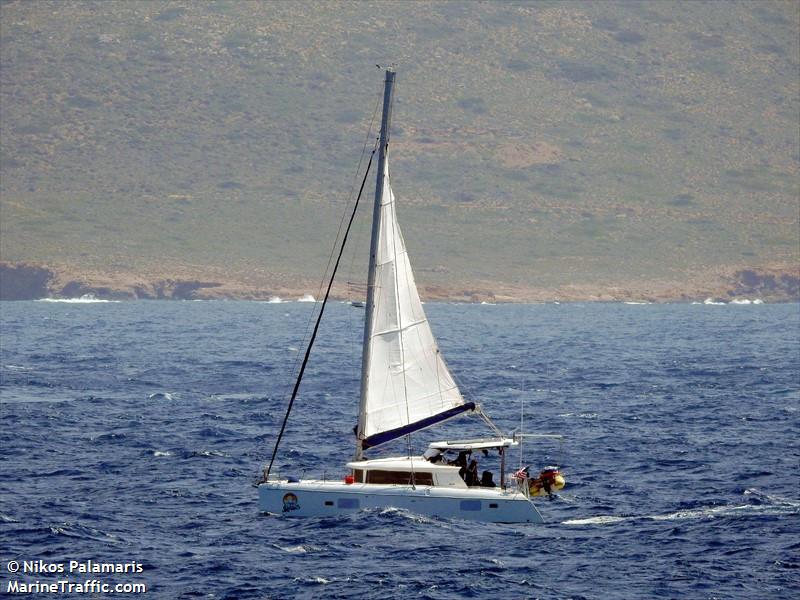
[362, 403, 476, 449]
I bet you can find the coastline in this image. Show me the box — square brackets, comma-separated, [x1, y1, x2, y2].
[1, 261, 797, 304]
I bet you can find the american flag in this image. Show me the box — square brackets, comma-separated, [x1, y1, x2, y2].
[513, 466, 530, 480]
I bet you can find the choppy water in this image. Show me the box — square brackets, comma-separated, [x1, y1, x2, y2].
[1, 300, 798, 599]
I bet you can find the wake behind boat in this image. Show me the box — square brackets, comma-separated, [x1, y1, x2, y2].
[258, 69, 564, 523]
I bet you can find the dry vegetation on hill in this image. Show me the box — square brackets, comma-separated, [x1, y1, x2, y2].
[1, 1, 797, 300]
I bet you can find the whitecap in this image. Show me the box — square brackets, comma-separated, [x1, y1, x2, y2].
[49, 522, 120, 543]
[148, 392, 174, 401]
[297, 294, 316, 303]
[558, 412, 598, 419]
[563, 498, 799, 527]
[4, 364, 30, 370]
[743, 488, 800, 508]
[703, 298, 726, 305]
[277, 544, 322, 554]
[152, 450, 173, 457]
[729, 298, 752, 305]
[37, 294, 120, 303]
[753, 298, 764, 304]
[267, 296, 284, 304]
[292, 575, 330, 584]
[563, 515, 628, 526]
[624, 301, 650, 305]
[192, 450, 227, 458]
[648, 504, 757, 521]
[377, 506, 441, 525]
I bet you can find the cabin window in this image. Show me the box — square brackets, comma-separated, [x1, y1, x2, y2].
[353, 469, 364, 483]
[337, 498, 359, 509]
[324, 501, 334, 506]
[365, 470, 434, 486]
[460, 500, 482, 511]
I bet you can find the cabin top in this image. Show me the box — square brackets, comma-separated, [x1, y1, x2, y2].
[346, 456, 452, 472]
[346, 456, 467, 488]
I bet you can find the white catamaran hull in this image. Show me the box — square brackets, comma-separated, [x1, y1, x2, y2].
[259, 481, 544, 524]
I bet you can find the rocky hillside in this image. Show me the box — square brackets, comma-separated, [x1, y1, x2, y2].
[1, 1, 798, 299]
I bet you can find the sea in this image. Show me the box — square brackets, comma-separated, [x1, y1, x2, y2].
[1, 299, 798, 599]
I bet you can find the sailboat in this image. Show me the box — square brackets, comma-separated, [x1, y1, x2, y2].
[258, 69, 564, 523]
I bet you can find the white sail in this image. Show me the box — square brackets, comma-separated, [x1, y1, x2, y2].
[360, 160, 471, 448]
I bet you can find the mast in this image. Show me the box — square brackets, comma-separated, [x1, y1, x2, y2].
[356, 68, 395, 460]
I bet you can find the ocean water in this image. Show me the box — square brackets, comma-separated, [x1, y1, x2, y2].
[1, 300, 798, 599]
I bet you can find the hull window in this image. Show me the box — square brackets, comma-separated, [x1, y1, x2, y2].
[365, 470, 434, 486]
[460, 500, 482, 511]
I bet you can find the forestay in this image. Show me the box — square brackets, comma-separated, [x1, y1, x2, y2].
[359, 160, 474, 449]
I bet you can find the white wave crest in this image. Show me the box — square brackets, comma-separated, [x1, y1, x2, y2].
[277, 544, 322, 554]
[37, 294, 120, 303]
[292, 575, 330, 584]
[703, 298, 726, 305]
[563, 495, 799, 526]
[377, 506, 443, 525]
[563, 515, 628, 526]
[743, 488, 800, 507]
[194, 450, 227, 458]
[558, 412, 598, 419]
[267, 296, 284, 304]
[297, 294, 316, 303]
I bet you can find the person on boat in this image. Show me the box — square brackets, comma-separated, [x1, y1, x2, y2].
[450, 450, 469, 467]
[465, 459, 480, 486]
[423, 448, 443, 463]
[480, 470, 496, 488]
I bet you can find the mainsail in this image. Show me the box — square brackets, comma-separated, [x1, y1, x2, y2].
[357, 160, 474, 450]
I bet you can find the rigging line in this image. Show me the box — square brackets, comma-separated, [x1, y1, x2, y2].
[261, 140, 379, 483]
